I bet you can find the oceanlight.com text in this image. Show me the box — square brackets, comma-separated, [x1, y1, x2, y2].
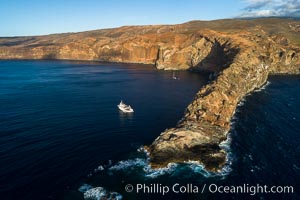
[208, 184, 294, 195]
[125, 183, 294, 196]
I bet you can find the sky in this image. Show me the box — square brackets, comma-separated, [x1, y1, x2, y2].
[0, 0, 299, 36]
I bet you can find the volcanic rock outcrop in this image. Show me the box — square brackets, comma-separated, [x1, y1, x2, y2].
[1, 18, 299, 171]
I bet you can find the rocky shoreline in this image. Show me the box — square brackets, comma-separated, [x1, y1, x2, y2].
[1, 18, 299, 172]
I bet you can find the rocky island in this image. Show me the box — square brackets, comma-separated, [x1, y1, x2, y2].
[1, 18, 299, 172]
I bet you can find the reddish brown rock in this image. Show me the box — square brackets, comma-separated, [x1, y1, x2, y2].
[1, 18, 300, 172]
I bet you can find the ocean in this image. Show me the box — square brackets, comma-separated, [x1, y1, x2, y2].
[0, 60, 299, 200]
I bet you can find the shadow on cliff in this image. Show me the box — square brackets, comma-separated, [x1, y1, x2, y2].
[189, 40, 240, 76]
[43, 53, 57, 59]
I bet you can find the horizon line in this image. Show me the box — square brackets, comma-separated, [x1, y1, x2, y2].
[1, 16, 298, 38]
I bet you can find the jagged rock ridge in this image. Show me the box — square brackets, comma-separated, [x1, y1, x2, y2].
[0, 18, 299, 171]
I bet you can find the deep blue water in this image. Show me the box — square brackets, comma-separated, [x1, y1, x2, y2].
[67, 75, 300, 200]
[0, 60, 207, 200]
[0, 61, 299, 200]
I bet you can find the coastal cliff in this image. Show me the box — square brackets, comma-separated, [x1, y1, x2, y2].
[1, 18, 299, 172]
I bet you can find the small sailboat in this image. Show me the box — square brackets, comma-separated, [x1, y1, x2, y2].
[172, 72, 179, 80]
[118, 100, 134, 113]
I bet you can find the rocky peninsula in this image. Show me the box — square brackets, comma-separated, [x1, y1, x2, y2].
[1, 18, 299, 172]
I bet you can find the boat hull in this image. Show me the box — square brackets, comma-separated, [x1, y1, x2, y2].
[117, 105, 134, 113]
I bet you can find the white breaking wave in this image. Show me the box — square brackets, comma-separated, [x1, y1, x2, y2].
[78, 184, 122, 200]
[108, 147, 232, 178]
[78, 184, 93, 193]
[184, 161, 211, 177]
[108, 157, 178, 178]
[221, 80, 272, 178]
[88, 74, 273, 185]
[80, 143, 235, 198]
[218, 130, 234, 177]
[219, 134, 232, 152]
[254, 81, 271, 92]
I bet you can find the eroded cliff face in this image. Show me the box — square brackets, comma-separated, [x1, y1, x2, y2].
[1, 18, 299, 171]
[0, 29, 226, 71]
[147, 27, 300, 172]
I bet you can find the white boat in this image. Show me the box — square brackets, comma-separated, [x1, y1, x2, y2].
[172, 72, 179, 80]
[118, 100, 134, 113]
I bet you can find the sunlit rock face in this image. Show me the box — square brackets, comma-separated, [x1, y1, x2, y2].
[1, 18, 299, 171]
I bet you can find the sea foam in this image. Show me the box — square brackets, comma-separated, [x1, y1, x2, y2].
[107, 147, 232, 178]
[254, 81, 270, 92]
[78, 184, 122, 200]
[108, 157, 178, 178]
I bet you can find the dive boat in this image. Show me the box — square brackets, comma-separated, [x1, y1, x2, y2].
[118, 100, 134, 113]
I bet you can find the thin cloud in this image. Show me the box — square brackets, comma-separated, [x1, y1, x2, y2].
[239, 0, 300, 18]
[243, 0, 272, 11]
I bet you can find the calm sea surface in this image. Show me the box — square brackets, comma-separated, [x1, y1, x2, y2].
[0, 60, 299, 200]
[0, 60, 207, 200]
